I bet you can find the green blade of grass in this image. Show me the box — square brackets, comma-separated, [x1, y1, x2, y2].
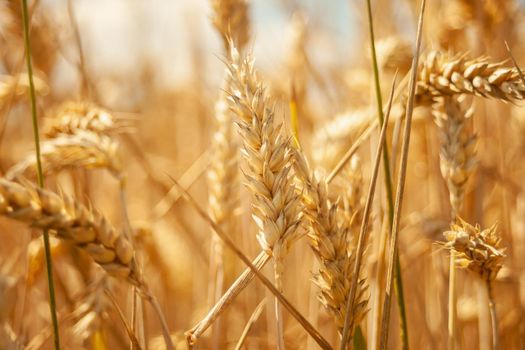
[21, 0, 60, 348]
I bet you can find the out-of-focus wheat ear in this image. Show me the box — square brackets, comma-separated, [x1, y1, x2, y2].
[311, 109, 373, 170]
[433, 95, 477, 218]
[433, 95, 477, 350]
[375, 36, 413, 77]
[416, 51, 525, 103]
[227, 44, 302, 349]
[70, 274, 112, 348]
[207, 81, 240, 349]
[42, 101, 123, 139]
[210, 0, 250, 51]
[6, 131, 123, 181]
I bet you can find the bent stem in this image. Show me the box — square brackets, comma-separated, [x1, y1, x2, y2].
[21, 0, 60, 348]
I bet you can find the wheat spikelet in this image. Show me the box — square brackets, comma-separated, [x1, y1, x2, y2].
[0, 178, 139, 284]
[211, 0, 250, 51]
[443, 219, 505, 281]
[417, 51, 525, 102]
[433, 96, 477, 216]
[226, 46, 302, 292]
[6, 131, 122, 180]
[294, 151, 368, 337]
[43, 101, 121, 139]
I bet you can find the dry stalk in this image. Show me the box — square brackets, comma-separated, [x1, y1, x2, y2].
[209, 1, 250, 343]
[187, 251, 271, 344]
[380, 0, 426, 348]
[234, 299, 266, 350]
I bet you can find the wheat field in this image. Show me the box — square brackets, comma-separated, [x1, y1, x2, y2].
[0, 0, 524, 349]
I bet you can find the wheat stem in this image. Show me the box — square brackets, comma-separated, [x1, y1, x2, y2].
[20, 0, 60, 348]
[340, 72, 397, 349]
[448, 252, 457, 350]
[486, 279, 499, 350]
[379, 1, 426, 348]
[364, 0, 409, 347]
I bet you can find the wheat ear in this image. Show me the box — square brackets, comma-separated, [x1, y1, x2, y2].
[0, 177, 174, 349]
[211, 0, 250, 51]
[443, 219, 505, 349]
[417, 51, 525, 102]
[43, 101, 122, 139]
[6, 131, 122, 181]
[294, 151, 368, 338]
[227, 45, 302, 349]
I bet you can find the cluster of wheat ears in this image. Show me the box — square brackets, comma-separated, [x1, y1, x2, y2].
[1, 0, 525, 349]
